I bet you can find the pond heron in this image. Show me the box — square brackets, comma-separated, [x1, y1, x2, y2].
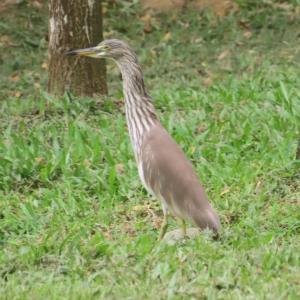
[66, 39, 220, 239]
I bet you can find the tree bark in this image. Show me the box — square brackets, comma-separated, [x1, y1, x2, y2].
[48, 0, 107, 96]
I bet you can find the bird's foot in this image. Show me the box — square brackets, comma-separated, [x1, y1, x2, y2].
[162, 228, 200, 245]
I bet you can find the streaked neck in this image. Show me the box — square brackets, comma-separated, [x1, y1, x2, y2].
[117, 55, 147, 96]
[116, 55, 157, 155]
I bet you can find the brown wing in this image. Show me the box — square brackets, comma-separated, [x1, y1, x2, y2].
[141, 124, 220, 232]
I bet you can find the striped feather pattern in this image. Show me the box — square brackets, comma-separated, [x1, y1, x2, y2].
[115, 50, 157, 157]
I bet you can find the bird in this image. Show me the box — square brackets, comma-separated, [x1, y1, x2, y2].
[66, 39, 220, 239]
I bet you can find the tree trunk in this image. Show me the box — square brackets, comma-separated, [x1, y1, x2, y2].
[48, 0, 107, 96]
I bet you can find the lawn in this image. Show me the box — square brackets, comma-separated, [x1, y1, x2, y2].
[0, 1, 300, 299]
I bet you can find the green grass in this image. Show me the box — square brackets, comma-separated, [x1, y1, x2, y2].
[1, 1, 300, 299]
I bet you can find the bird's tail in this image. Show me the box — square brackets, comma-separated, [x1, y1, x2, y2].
[191, 207, 221, 235]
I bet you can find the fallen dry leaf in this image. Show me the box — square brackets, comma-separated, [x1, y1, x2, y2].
[0, 35, 16, 48]
[243, 31, 252, 39]
[30, 0, 43, 9]
[9, 74, 20, 82]
[133, 205, 145, 212]
[14, 91, 22, 98]
[35, 157, 45, 164]
[41, 62, 48, 70]
[203, 77, 213, 87]
[115, 163, 124, 174]
[218, 50, 230, 61]
[34, 82, 41, 89]
[140, 14, 152, 33]
[162, 32, 172, 42]
[220, 187, 230, 196]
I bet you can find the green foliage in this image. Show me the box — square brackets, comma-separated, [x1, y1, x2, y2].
[0, 1, 300, 299]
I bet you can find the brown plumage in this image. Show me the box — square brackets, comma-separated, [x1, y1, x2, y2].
[140, 124, 220, 231]
[66, 39, 221, 239]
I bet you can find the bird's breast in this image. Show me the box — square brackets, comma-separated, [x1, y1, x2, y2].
[137, 158, 154, 195]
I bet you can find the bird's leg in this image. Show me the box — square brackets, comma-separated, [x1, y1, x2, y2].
[181, 219, 187, 237]
[159, 209, 168, 240]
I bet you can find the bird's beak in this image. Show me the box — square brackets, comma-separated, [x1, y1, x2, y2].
[65, 46, 102, 58]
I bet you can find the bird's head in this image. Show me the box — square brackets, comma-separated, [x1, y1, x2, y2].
[65, 39, 132, 61]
